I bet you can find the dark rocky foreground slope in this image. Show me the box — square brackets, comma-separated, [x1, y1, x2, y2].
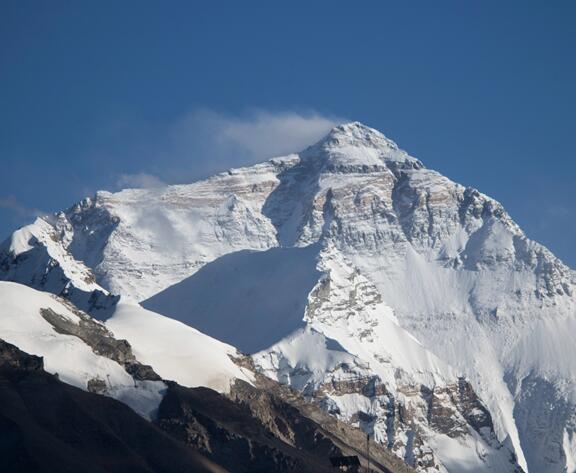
[0, 339, 415, 473]
[158, 377, 415, 473]
[0, 339, 224, 473]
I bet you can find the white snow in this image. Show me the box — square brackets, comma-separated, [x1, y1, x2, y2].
[0, 281, 164, 419]
[106, 302, 254, 393]
[253, 248, 520, 472]
[253, 326, 363, 392]
[3, 217, 107, 294]
[564, 429, 576, 473]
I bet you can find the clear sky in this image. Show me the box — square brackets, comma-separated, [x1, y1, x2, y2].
[1, 1, 575, 267]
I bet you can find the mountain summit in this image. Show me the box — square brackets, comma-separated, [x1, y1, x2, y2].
[301, 121, 420, 169]
[312, 121, 400, 151]
[1, 122, 574, 473]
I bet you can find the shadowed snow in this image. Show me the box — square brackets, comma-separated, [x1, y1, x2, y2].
[144, 244, 322, 353]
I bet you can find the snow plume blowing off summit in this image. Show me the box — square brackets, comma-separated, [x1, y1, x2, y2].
[1, 122, 575, 473]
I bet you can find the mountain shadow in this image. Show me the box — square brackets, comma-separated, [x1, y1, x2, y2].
[143, 244, 322, 354]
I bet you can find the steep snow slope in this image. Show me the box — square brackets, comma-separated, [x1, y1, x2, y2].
[106, 302, 253, 392]
[0, 160, 284, 303]
[294, 125, 575, 473]
[1, 122, 574, 472]
[0, 281, 164, 418]
[0, 218, 118, 315]
[0, 280, 253, 418]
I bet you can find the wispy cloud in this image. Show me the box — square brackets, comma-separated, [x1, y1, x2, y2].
[116, 173, 166, 189]
[173, 109, 344, 163]
[111, 108, 346, 189]
[0, 196, 44, 218]
[545, 204, 571, 218]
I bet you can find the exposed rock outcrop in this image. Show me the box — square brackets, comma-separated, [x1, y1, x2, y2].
[0, 338, 43, 372]
[39, 306, 161, 381]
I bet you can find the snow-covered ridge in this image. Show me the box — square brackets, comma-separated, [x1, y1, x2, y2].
[0, 215, 118, 315]
[0, 281, 164, 419]
[107, 302, 254, 392]
[1, 122, 575, 472]
[0, 280, 254, 415]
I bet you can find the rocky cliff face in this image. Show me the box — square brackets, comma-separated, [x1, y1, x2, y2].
[157, 381, 350, 473]
[1, 122, 574, 472]
[0, 338, 44, 372]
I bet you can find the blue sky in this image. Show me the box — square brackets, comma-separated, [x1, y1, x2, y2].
[1, 1, 575, 267]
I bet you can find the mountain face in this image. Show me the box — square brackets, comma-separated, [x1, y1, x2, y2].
[1, 122, 575, 473]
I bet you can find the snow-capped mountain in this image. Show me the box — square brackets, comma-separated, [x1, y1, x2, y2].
[1, 122, 574, 473]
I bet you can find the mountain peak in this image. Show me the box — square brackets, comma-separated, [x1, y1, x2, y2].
[321, 121, 398, 149]
[302, 121, 421, 169]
